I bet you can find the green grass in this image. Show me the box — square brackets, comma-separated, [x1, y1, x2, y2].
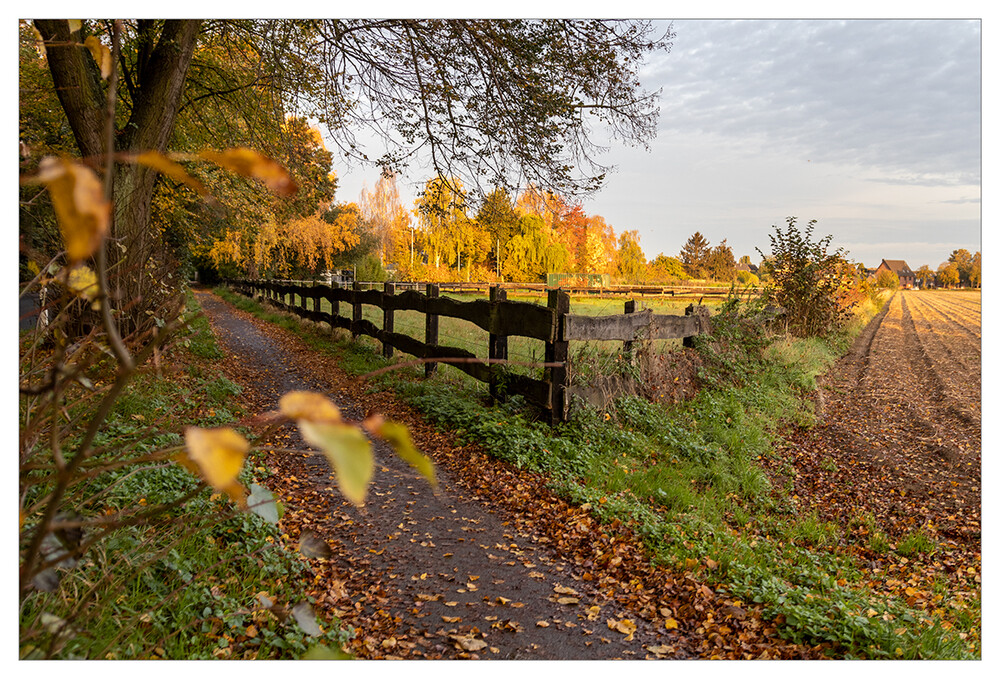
[216, 285, 979, 659]
[19, 291, 350, 659]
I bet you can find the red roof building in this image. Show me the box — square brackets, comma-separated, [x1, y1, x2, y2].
[872, 259, 916, 288]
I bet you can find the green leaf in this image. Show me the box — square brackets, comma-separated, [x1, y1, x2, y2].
[298, 421, 373, 505]
[247, 483, 281, 525]
[301, 644, 352, 660]
[364, 416, 437, 488]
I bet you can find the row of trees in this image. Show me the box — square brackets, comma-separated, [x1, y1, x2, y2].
[205, 169, 767, 287]
[918, 249, 981, 289]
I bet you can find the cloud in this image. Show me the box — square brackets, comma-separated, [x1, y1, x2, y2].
[644, 20, 981, 185]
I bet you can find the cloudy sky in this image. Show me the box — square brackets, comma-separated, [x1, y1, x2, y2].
[332, 17, 982, 271]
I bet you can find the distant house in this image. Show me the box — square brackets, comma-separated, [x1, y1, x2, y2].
[871, 259, 916, 289]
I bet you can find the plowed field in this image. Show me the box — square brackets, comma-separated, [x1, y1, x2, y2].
[778, 290, 981, 540]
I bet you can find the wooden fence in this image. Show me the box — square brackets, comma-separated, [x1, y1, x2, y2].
[224, 279, 711, 423]
[346, 280, 752, 299]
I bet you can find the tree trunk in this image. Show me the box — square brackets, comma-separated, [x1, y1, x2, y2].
[35, 19, 202, 332]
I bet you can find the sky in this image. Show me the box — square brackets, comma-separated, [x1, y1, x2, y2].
[329, 17, 983, 271]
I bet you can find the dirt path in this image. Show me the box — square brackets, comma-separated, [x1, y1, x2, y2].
[195, 288, 807, 659]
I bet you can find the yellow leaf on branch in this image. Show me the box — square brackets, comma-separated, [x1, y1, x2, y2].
[37, 157, 110, 264]
[363, 414, 437, 487]
[83, 35, 112, 80]
[182, 426, 249, 491]
[66, 265, 99, 302]
[199, 148, 297, 197]
[279, 391, 342, 423]
[135, 151, 208, 196]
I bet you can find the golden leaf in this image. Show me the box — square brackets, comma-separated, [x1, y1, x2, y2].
[280, 391, 341, 423]
[183, 427, 249, 491]
[607, 617, 637, 641]
[363, 415, 436, 487]
[135, 151, 208, 196]
[83, 36, 112, 80]
[38, 157, 110, 264]
[199, 148, 297, 197]
[663, 617, 679, 630]
[456, 637, 486, 652]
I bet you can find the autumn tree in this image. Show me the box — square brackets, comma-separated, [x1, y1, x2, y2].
[414, 176, 480, 275]
[915, 265, 935, 289]
[680, 231, 710, 278]
[937, 262, 960, 288]
[948, 248, 975, 287]
[616, 230, 647, 283]
[875, 268, 900, 290]
[583, 214, 618, 274]
[476, 188, 521, 276]
[970, 251, 981, 287]
[704, 239, 736, 282]
[27, 20, 201, 333]
[360, 171, 411, 269]
[502, 214, 570, 282]
[516, 185, 568, 234]
[648, 254, 688, 283]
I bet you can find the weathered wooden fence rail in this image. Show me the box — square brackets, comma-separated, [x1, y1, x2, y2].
[224, 279, 711, 423]
[347, 280, 754, 299]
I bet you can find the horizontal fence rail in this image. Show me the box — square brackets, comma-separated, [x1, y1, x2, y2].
[345, 280, 756, 299]
[224, 279, 713, 423]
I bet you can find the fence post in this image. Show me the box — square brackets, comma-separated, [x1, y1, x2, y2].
[489, 286, 508, 403]
[352, 282, 362, 340]
[623, 299, 636, 361]
[683, 303, 709, 348]
[329, 281, 340, 321]
[383, 282, 395, 358]
[546, 289, 570, 424]
[425, 283, 439, 378]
